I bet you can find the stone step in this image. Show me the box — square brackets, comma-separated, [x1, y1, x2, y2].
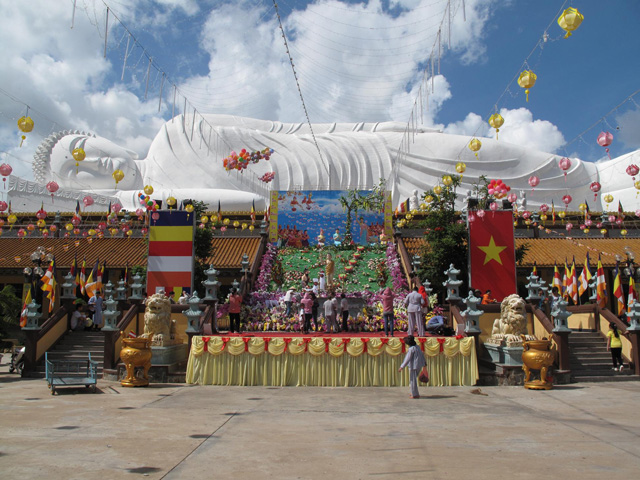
[570, 374, 639, 383]
[568, 339, 606, 345]
[571, 367, 631, 375]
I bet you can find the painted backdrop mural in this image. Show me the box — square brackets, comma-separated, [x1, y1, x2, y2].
[270, 190, 391, 247]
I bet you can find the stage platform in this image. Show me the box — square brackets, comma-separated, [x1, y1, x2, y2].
[186, 334, 478, 387]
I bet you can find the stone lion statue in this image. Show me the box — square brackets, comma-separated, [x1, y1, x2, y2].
[488, 294, 534, 347]
[141, 293, 179, 346]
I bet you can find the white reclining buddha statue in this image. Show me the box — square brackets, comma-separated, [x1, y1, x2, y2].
[18, 114, 639, 212]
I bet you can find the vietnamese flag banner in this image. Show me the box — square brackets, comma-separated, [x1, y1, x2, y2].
[468, 210, 516, 302]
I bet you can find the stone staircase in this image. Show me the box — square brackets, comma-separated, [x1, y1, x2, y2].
[35, 331, 105, 379]
[568, 331, 636, 382]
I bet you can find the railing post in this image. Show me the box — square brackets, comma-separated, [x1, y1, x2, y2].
[553, 331, 571, 371]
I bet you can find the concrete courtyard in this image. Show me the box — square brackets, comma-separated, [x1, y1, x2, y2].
[1, 355, 639, 480]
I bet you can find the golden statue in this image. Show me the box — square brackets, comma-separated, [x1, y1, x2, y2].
[325, 253, 335, 286]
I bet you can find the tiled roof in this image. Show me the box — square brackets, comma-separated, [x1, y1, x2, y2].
[401, 235, 640, 268]
[0, 238, 147, 269]
[206, 237, 262, 269]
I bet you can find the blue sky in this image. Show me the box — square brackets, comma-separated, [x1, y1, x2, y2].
[1, 0, 639, 182]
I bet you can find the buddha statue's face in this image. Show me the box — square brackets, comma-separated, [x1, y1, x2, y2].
[49, 135, 141, 190]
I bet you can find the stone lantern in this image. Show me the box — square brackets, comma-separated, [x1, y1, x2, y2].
[202, 265, 220, 301]
[130, 274, 145, 301]
[443, 264, 462, 302]
[102, 296, 119, 331]
[461, 291, 482, 334]
[61, 272, 76, 300]
[22, 300, 41, 330]
[115, 279, 127, 301]
[551, 298, 571, 332]
[184, 293, 203, 333]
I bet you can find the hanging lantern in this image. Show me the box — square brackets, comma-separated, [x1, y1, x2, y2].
[476, 210, 486, 219]
[540, 214, 548, 221]
[539, 204, 549, 213]
[597, 132, 613, 159]
[233, 220, 240, 228]
[626, 164, 639, 182]
[241, 223, 248, 230]
[0, 201, 7, 212]
[65, 223, 73, 231]
[112, 169, 125, 187]
[82, 195, 94, 208]
[17, 116, 34, 147]
[507, 192, 517, 204]
[200, 215, 209, 224]
[0, 163, 12, 188]
[603, 193, 613, 209]
[455, 162, 466, 175]
[185, 204, 194, 213]
[249, 225, 255, 232]
[558, 157, 572, 181]
[425, 195, 434, 203]
[468, 138, 482, 159]
[72, 148, 86, 173]
[442, 175, 453, 187]
[557, 7, 584, 39]
[111, 203, 123, 213]
[488, 113, 504, 139]
[517, 70, 537, 102]
[7, 214, 18, 225]
[578, 203, 587, 213]
[45, 181, 59, 203]
[558, 211, 566, 219]
[528, 175, 540, 191]
[36, 219, 46, 228]
[433, 185, 443, 195]
[489, 202, 498, 212]
[223, 218, 230, 226]
[17, 228, 26, 238]
[143, 185, 154, 195]
[50, 224, 58, 233]
[565, 223, 573, 231]
[621, 229, 628, 236]
[584, 227, 590, 234]
[589, 181, 601, 201]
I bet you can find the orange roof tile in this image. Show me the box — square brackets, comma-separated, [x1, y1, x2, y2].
[206, 237, 261, 269]
[0, 237, 147, 269]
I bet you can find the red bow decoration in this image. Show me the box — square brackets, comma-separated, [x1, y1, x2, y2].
[455, 334, 464, 340]
[284, 338, 293, 349]
[264, 337, 272, 352]
[323, 337, 332, 352]
[221, 337, 230, 351]
[361, 337, 369, 353]
[380, 337, 389, 345]
[302, 337, 311, 352]
[417, 337, 427, 351]
[243, 337, 251, 352]
[437, 337, 446, 352]
[202, 336, 211, 353]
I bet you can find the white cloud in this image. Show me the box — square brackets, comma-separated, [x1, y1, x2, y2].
[495, 108, 565, 153]
[615, 107, 640, 151]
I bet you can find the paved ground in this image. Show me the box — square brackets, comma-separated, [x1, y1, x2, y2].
[1, 354, 639, 480]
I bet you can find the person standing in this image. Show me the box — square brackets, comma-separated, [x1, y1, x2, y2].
[381, 287, 395, 336]
[606, 322, 626, 372]
[310, 292, 320, 332]
[300, 293, 314, 334]
[404, 287, 425, 336]
[318, 272, 326, 292]
[88, 294, 104, 331]
[323, 294, 338, 333]
[340, 293, 349, 332]
[283, 287, 295, 318]
[228, 288, 242, 333]
[481, 290, 496, 304]
[398, 335, 427, 399]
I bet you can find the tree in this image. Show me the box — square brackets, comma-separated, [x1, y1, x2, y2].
[338, 179, 386, 244]
[0, 285, 21, 325]
[191, 201, 214, 297]
[415, 175, 468, 299]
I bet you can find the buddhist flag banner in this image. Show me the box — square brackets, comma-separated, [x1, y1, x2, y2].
[384, 190, 393, 239]
[628, 277, 636, 313]
[596, 256, 607, 309]
[468, 210, 516, 301]
[553, 263, 562, 293]
[578, 254, 591, 297]
[20, 286, 32, 328]
[613, 262, 625, 315]
[147, 210, 195, 296]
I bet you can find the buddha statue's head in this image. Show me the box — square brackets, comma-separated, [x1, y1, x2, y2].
[33, 131, 142, 190]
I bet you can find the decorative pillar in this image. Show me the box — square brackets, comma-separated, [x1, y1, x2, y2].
[461, 292, 482, 334]
[102, 296, 119, 332]
[525, 272, 542, 303]
[551, 299, 572, 333]
[443, 264, 463, 302]
[203, 265, 220, 301]
[184, 293, 203, 350]
[104, 281, 114, 299]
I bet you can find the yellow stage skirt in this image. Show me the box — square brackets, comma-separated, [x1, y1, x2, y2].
[186, 336, 478, 387]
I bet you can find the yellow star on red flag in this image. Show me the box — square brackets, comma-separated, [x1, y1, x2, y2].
[478, 236, 506, 265]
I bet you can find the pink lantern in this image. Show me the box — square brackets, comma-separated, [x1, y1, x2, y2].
[528, 175, 540, 191]
[83, 195, 94, 208]
[111, 203, 123, 213]
[135, 208, 144, 218]
[626, 164, 639, 181]
[558, 157, 572, 181]
[562, 194, 572, 207]
[566, 223, 573, 231]
[507, 192, 517, 203]
[152, 212, 160, 221]
[46, 181, 59, 203]
[476, 210, 486, 218]
[71, 216, 81, 226]
[585, 218, 593, 227]
[141, 227, 148, 236]
[0, 163, 12, 188]
[597, 131, 613, 159]
[36, 209, 47, 220]
[608, 215, 616, 223]
[17, 228, 26, 238]
[0, 201, 7, 212]
[50, 224, 58, 232]
[522, 211, 531, 219]
[540, 204, 549, 213]
[489, 202, 498, 211]
[589, 181, 601, 201]
[42, 231, 49, 239]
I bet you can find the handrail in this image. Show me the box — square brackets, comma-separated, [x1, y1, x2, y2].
[532, 306, 555, 336]
[597, 307, 628, 334]
[117, 303, 141, 334]
[37, 305, 69, 341]
[531, 305, 571, 371]
[394, 234, 414, 287]
[450, 304, 465, 329]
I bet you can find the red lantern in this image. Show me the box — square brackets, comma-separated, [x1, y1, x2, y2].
[0, 163, 12, 188]
[0, 201, 7, 212]
[589, 181, 601, 202]
[83, 195, 94, 208]
[597, 131, 613, 159]
[558, 157, 571, 182]
[626, 164, 639, 182]
[46, 181, 59, 203]
[528, 175, 540, 191]
[562, 195, 572, 207]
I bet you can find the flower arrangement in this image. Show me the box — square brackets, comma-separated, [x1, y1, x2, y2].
[386, 243, 408, 290]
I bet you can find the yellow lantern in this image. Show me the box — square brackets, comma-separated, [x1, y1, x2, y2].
[223, 218, 230, 226]
[166, 196, 177, 207]
[558, 211, 566, 219]
[600, 228, 607, 235]
[233, 220, 240, 228]
[557, 7, 584, 39]
[468, 138, 482, 159]
[200, 215, 209, 224]
[578, 203, 587, 212]
[17, 116, 34, 147]
[36, 219, 46, 228]
[540, 214, 547, 221]
[109, 228, 118, 236]
[603, 194, 613, 205]
[126, 229, 133, 237]
[249, 225, 255, 231]
[488, 113, 504, 139]
[241, 223, 248, 230]
[517, 70, 537, 102]
[621, 229, 628, 236]
[406, 213, 413, 221]
[143, 185, 154, 195]
[88, 229, 96, 237]
[112, 169, 124, 187]
[419, 203, 427, 211]
[455, 162, 466, 175]
[433, 185, 443, 195]
[442, 175, 453, 187]
[7, 214, 17, 224]
[185, 204, 194, 213]
[583, 228, 590, 234]
[65, 223, 74, 231]
[635, 180, 640, 191]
